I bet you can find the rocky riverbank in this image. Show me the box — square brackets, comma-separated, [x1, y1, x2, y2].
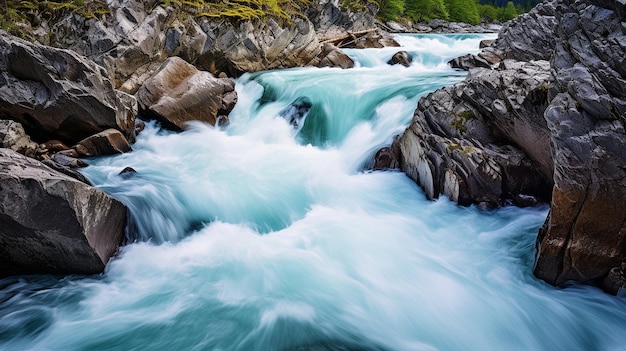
[0, 0, 396, 276]
[1, 0, 624, 297]
[394, 0, 626, 294]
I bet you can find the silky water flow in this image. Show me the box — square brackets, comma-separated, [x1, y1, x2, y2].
[2, 34, 626, 351]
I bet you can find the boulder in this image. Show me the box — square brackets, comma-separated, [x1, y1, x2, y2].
[490, 0, 558, 62]
[75, 129, 132, 157]
[399, 60, 554, 207]
[0, 148, 127, 276]
[0, 120, 38, 157]
[318, 43, 354, 69]
[387, 51, 412, 67]
[136, 57, 237, 130]
[533, 0, 626, 288]
[448, 54, 491, 70]
[0, 31, 137, 145]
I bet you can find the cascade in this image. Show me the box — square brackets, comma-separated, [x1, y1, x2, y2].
[1, 34, 625, 351]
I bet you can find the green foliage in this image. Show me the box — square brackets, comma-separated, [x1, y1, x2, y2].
[501, 1, 518, 20]
[404, 0, 449, 22]
[377, 0, 405, 21]
[478, 3, 500, 21]
[444, 0, 480, 24]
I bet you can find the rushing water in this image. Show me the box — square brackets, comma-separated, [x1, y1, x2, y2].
[2, 34, 626, 351]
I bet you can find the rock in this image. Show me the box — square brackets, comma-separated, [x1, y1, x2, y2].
[533, 0, 626, 288]
[479, 39, 495, 49]
[427, 20, 500, 34]
[0, 120, 38, 157]
[279, 97, 313, 131]
[372, 137, 401, 170]
[197, 17, 322, 75]
[51, 153, 88, 168]
[448, 54, 491, 70]
[0, 148, 126, 276]
[136, 57, 237, 130]
[74, 129, 132, 157]
[385, 21, 408, 32]
[387, 51, 412, 67]
[399, 60, 554, 207]
[492, 0, 558, 62]
[306, 0, 378, 40]
[119, 166, 137, 179]
[0, 31, 137, 145]
[602, 263, 626, 296]
[41, 140, 70, 153]
[318, 43, 354, 69]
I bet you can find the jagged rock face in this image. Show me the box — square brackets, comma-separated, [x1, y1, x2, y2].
[476, 0, 558, 66]
[492, 0, 559, 62]
[399, 60, 553, 207]
[306, 0, 378, 40]
[533, 0, 626, 287]
[0, 31, 137, 145]
[136, 57, 237, 130]
[41, 0, 372, 84]
[0, 148, 127, 276]
[197, 18, 322, 74]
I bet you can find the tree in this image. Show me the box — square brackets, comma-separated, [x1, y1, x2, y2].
[378, 0, 405, 21]
[405, 0, 449, 22]
[478, 3, 500, 21]
[501, 1, 518, 20]
[444, 0, 480, 24]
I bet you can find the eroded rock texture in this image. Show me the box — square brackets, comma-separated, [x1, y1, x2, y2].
[533, 0, 626, 288]
[0, 148, 127, 276]
[136, 57, 237, 130]
[0, 31, 137, 145]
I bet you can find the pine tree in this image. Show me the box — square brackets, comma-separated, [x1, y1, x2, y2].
[501, 1, 518, 20]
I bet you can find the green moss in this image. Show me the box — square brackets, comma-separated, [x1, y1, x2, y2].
[446, 142, 460, 151]
[164, 0, 309, 23]
[0, 0, 109, 38]
[449, 109, 474, 134]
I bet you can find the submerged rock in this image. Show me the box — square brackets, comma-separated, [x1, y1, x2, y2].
[279, 97, 313, 131]
[0, 31, 137, 145]
[387, 51, 412, 67]
[0, 149, 126, 276]
[136, 57, 237, 130]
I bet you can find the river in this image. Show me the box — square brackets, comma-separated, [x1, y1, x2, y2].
[1, 34, 625, 351]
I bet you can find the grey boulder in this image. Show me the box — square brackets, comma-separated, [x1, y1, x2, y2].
[0, 148, 127, 276]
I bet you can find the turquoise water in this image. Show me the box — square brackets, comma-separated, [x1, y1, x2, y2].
[1, 34, 625, 351]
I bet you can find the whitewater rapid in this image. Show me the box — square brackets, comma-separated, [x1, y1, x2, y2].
[1, 34, 625, 351]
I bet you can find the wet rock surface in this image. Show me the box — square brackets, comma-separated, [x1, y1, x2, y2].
[0, 149, 127, 276]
